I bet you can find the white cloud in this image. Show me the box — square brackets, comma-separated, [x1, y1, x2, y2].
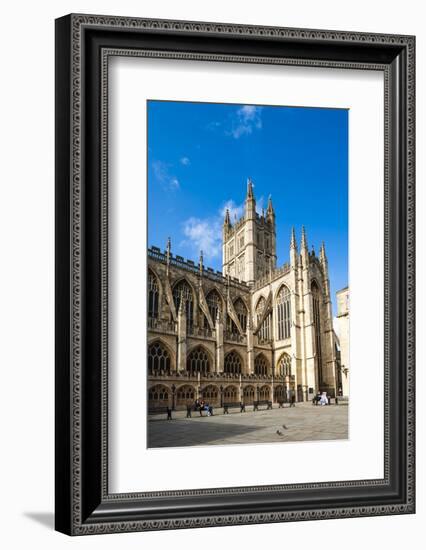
[152, 160, 180, 191]
[206, 105, 263, 139]
[228, 105, 263, 139]
[182, 217, 222, 260]
[182, 199, 245, 261]
[220, 199, 244, 222]
[180, 156, 190, 166]
[255, 195, 265, 215]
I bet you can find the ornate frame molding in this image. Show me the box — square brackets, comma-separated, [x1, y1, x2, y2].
[55, 14, 415, 535]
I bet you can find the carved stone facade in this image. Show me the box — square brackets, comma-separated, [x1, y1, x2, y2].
[336, 286, 350, 397]
[148, 181, 342, 410]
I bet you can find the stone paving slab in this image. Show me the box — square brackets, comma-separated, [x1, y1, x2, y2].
[147, 403, 348, 448]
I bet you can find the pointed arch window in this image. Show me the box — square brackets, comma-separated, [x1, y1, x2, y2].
[148, 341, 171, 374]
[227, 297, 247, 334]
[224, 351, 242, 374]
[276, 285, 291, 340]
[256, 296, 271, 342]
[277, 352, 291, 377]
[311, 281, 323, 384]
[186, 346, 210, 374]
[173, 279, 194, 329]
[254, 353, 269, 376]
[205, 289, 222, 327]
[148, 270, 159, 318]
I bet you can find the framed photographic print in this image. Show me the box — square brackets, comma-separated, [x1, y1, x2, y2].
[55, 14, 415, 535]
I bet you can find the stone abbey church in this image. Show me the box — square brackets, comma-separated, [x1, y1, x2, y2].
[147, 180, 343, 411]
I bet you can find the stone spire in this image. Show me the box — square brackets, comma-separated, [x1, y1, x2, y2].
[166, 236, 171, 274]
[319, 241, 327, 263]
[245, 177, 256, 220]
[290, 226, 298, 268]
[199, 250, 204, 275]
[320, 242, 329, 280]
[301, 226, 308, 250]
[246, 177, 254, 199]
[290, 226, 297, 249]
[223, 208, 231, 227]
[300, 226, 309, 268]
[266, 195, 275, 223]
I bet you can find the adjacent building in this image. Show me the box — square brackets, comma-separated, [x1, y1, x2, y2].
[336, 286, 350, 397]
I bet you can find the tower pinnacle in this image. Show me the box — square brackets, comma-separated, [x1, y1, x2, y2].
[246, 177, 254, 199]
[319, 241, 327, 263]
[301, 226, 308, 250]
[290, 226, 297, 249]
[266, 195, 275, 223]
[223, 208, 231, 227]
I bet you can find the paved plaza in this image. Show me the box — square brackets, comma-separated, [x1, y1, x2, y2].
[147, 403, 348, 448]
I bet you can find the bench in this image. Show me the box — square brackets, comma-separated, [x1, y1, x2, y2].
[223, 402, 245, 414]
[335, 396, 349, 405]
[186, 404, 214, 417]
[148, 407, 173, 419]
[253, 400, 272, 411]
[278, 400, 289, 408]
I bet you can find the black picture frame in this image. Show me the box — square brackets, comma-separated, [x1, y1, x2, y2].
[55, 14, 415, 535]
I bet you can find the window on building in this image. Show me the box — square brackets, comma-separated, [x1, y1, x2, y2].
[277, 352, 291, 377]
[148, 384, 170, 407]
[223, 385, 238, 400]
[254, 353, 269, 376]
[256, 296, 271, 342]
[276, 285, 291, 340]
[224, 351, 242, 374]
[311, 280, 323, 384]
[258, 385, 270, 400]
[239, 233, 245, 249]
[205, 289, 222, 326]
[173, 279, 194, 329]
[148, 270, 159, 318]
[186, 346, 210, 373]
[228, 297, 247, 334]
[237, 253, 245, 280]
[176, 385, 196, 406]
[148, 341, 171, 374]
[265, 234, 270, 249]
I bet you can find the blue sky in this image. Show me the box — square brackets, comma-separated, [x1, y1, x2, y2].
[147, 100, 348, 317]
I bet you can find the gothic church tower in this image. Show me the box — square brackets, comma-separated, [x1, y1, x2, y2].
[222, 179, 277, 285]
